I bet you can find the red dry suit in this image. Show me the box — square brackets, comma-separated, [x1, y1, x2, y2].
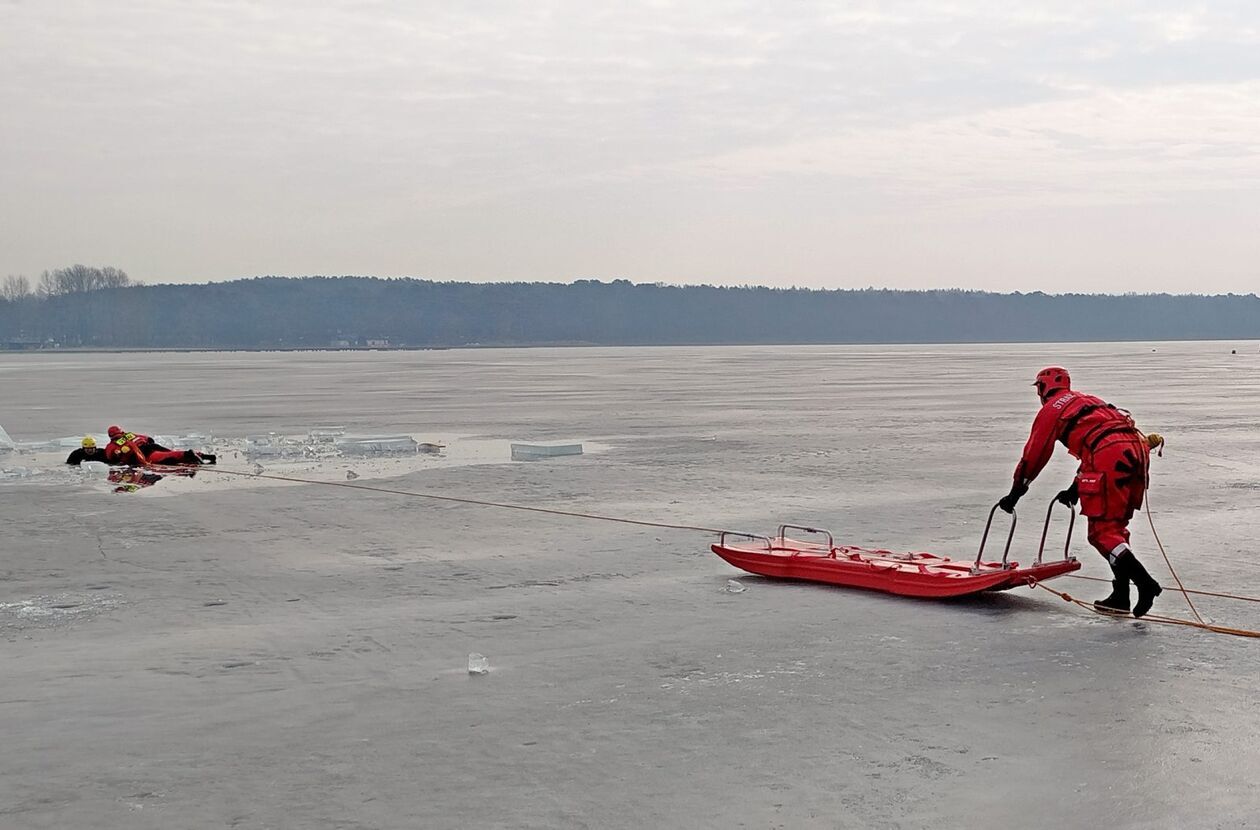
[104, 432, 194, 466]
[1013, 389, 1150, 561]
[104, 432, 155, 465]
[144, 449, 201, 465]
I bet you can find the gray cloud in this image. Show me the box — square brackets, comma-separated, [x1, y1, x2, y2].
[2, 1, 1258, 291]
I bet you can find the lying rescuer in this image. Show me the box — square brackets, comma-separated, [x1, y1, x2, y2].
[64, 436, 118, 466]
[104, 425, 216, 467]
[997, 367, 1164, 618]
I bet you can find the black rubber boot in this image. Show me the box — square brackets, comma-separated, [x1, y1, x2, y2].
[1093, 574, 1131, 614]
[1115, 551, 1162, 619]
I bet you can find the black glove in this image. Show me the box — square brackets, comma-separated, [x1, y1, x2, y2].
[998, 482, 1028, 514]
[1055, 481, 1079, 507]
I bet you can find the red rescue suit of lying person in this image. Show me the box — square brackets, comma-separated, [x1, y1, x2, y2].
[102, 425, 217, 466]
[104, 431, 156, 465]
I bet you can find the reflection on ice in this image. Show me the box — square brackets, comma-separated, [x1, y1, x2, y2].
[108, 467, 194, 493]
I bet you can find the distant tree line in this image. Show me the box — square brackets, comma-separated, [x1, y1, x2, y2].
[2, 274, 1260, 348]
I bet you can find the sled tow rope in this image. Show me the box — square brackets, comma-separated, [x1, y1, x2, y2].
[190, 466, 1258, 639]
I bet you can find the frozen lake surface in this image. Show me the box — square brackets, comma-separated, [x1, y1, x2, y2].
[2, 343, 1259, 828]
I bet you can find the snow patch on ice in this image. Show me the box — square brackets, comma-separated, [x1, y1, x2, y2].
[0, 592, 124, 630]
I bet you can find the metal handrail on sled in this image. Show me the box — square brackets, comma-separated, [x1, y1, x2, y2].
[776, 524, 835, 553]
[973, 498, 1078, 573]
[1035, 498, 1077, 566]
[718, 531, 773, 551]
[973, 502, 1018, 571]
[716, 527, 837, 557]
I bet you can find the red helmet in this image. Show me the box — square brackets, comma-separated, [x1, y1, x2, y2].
[107, 425, 123, 438]
[1033, 367, 1071, 400]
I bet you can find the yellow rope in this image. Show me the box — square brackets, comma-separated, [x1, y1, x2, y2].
[1064, 574, 1260, 604]
[1033, 582, 1260, 639]
[1050, 431, 1257, 636]
[1143, 487, 1206, 625]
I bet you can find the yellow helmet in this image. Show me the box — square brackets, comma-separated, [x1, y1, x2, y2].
[82, 436, 97, 448]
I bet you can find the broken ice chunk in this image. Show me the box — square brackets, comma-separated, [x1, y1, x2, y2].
[510, 443, 583, 461]
[308, 426, 346, 443]
[245, 434, 296, 458]
[335, 435, 419, 456]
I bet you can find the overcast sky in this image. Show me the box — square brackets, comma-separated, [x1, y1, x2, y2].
[2, 1, 1258, 293]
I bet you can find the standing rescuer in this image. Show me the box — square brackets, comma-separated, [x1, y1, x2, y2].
[998, 367, 1163, 618]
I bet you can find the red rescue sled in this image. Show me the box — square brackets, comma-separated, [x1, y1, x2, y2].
[711, 500, 1080, 599]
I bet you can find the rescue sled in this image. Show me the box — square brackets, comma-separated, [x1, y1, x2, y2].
[711, 500, 1080, 599]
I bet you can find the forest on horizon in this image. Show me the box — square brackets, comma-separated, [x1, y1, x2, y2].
[3, 272, 1259, 349]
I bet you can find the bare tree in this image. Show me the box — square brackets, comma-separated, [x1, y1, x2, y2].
[37, 264, 133, 296]
[98, 266, 132, 288]
[1, 274, 32, 301]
